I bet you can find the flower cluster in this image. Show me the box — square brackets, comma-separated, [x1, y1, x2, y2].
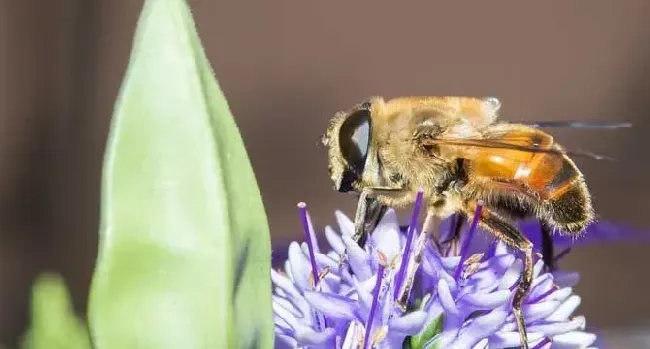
[272, 197, 598, 349]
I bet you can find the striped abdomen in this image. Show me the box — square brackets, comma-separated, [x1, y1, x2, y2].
[462, 125, 594, 233]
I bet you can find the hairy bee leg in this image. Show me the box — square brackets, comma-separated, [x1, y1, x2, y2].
[352, 194, 384, 247]
[421, 207, 437, 237]
[352, 187, 404, 246]
[540, 221, 557, 272]
[475, 208, 533, 349]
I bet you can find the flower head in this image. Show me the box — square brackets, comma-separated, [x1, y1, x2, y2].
[272, 199, 599, 349]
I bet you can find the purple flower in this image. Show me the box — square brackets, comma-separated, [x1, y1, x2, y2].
[272, 198, 600, 349]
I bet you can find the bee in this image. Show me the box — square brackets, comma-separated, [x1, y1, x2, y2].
[320, 96, 628, 349]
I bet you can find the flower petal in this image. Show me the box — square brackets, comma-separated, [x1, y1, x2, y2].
[547, 295, 581, 322]
[522, 301, 562, 323]
[283, 260, 294, 282]
[551, 331, 597, 348]
[424, 251, 456, 285]
[493, 240, 509, 256]
[533, 259, 545, 278]
[273, 300, 301, 329]
[303, 290, 359, 321]
[294, 325, 337, 347]
[471, 338, 489, 349]
[319, 272, 343, 294]
[449, 306, 510, 349]
[459, 289, 510, 309]
[547, 287, 573, 303]
[273, 295, 302, 318]
[341, 321, 362, 349]
[527, 316, 586, 337]
[553, 271, 580, 288]
[312, 250, 340, 270]
[486, 331, 544, 349]
[527, 273, 554, 301]
[371, 209, 402, 262]
[465, 255, 513, 292]
[335, 210, 355, 237]
[437, 279, 460, 316]
[288, 242, 311, 290]
[477, 253, 516, 274]
[388, 310, 428, 334]
[353, 277, 373, 318]
[271, 269, 311, 316]
[498, 259, 522, 290]
[440, 255, 462, 270]
[342, 235, 373, 281]
[274, 333, 297, 349]
[325, 225, 346, 255]
[274, 315, 293, 335]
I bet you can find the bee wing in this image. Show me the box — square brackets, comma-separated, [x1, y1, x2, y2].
[516, 120, 632, 129]
[456, 96, 502, 126]
[426, 137, 616, 161]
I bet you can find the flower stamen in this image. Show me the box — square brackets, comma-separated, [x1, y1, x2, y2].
[394, 189, 425, 300]
[554, 247, 572, 262]
[454, 201, 484, 280]
[531, 337, 551, 349]
[462, 253, 484, 277]
[395, 228, 428, 311]
[308, 266, 332, 288]
[363, 262, 386, 349]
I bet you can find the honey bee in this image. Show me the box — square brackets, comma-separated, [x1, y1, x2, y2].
[320, 96, 627, 349]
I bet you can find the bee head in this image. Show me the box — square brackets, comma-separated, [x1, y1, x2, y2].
[322, 101, 373, 193]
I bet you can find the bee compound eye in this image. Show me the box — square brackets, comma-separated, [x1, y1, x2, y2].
[339, 109, 371, 174]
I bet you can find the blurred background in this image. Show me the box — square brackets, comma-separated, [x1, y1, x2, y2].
[1, 1, 650, 347]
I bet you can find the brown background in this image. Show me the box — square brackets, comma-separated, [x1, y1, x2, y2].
[1, 1, 650, 347]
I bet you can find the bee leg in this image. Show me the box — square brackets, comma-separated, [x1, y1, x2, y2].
[475, 208, 533, 349]
[352, 194, 387, 247]
[540, 221, 557, 272]
[352, 187, 404, 246]
[352, 191, 371, 245]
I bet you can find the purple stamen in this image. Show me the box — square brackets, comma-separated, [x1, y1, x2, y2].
[531, 337, 551, 349]
[363, 258, 386, 349]
[297, 202, 320, 287]
[454, 203, 483, 280]
[553, 247, 572, 263]
[393, 189, 424, 300]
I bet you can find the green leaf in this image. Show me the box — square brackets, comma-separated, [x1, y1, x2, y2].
[408, 315, 443, 349]
[20, 273, 92, 349]
[87, 0, 274, 348]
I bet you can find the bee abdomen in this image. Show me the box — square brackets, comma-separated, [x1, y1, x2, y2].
[542, 158, 594, 234]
